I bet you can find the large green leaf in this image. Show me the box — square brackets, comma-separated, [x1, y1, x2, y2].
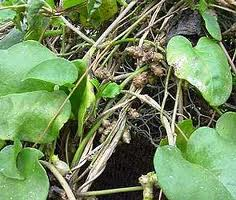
[0, 91, 71, 143]
[24, 58, 78, 86]
[0, 147, 49, 200]
[167, 36, 232, 106]
[0, 40, 77, 96]
[154, 112, 236, 200]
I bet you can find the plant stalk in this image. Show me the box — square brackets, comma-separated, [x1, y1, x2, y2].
[79, 186, 143, 197]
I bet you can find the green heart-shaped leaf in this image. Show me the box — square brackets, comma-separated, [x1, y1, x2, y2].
[0, 147, 49, 200]
[167, 36, 232, 106]
[0, 90, 71, 143]
[154, 112, 236, 200]
[0, 40, 77, 96]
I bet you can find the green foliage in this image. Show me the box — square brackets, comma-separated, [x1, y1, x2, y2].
[0, 28, 25, 49]
[0, 41, 77, 143]
[200, 9, 222, 41]
[0, 91, 71, 143]
[80, 0, 118, 27]
[45, 0, 55, 8]
[23, 58, 78, 86]
[94, 81, 121, 99]
[0, 9, 16, 24]
[63, 0, 85, 9]
[87, 0, 102, 18]
[0, 144, 49, 200]
[160, 119, 195, 152]
[0, 40, 77, 96]
[70, 59, 95, 136]
[25, 0, 49, 40]
[154, 112, 236, 200]
[175, 119, 195, 152]
[167, 36, 232, 106]
[63, 0, 118, 27]
[100, 82, 121, 98]
[216, 112, 236, 141]
[0, 140, 23, 179]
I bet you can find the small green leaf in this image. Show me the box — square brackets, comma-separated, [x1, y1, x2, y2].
[24, 58, 78, 86]
[167, 36, 232, 106]
[0, 148, 49, 200]
[154, 112, 236, 200]
[0, 91, 71, 143]
[90, 78, 100, 91]
[0, 9, 16, 24]
[101, 82, 121, 98]
[0, 140, 23, 179]
[201, 9, 222, 41]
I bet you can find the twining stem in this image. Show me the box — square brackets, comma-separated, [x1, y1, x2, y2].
[220, 42, 236, 74]
[44, 29, 63, 38]
[71, 115, 106, 167]
[0, 4, 27, 10]
[120, 65, 149, 88]
[121, 90, 188, 142]
[160, 66, 172, 123]
[60, 16, 95, 45]
[79, 186, 143, 197]
[71, 98, 134, 167]
[171, 79, 183, 144]
[40, 161, 76, 200]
